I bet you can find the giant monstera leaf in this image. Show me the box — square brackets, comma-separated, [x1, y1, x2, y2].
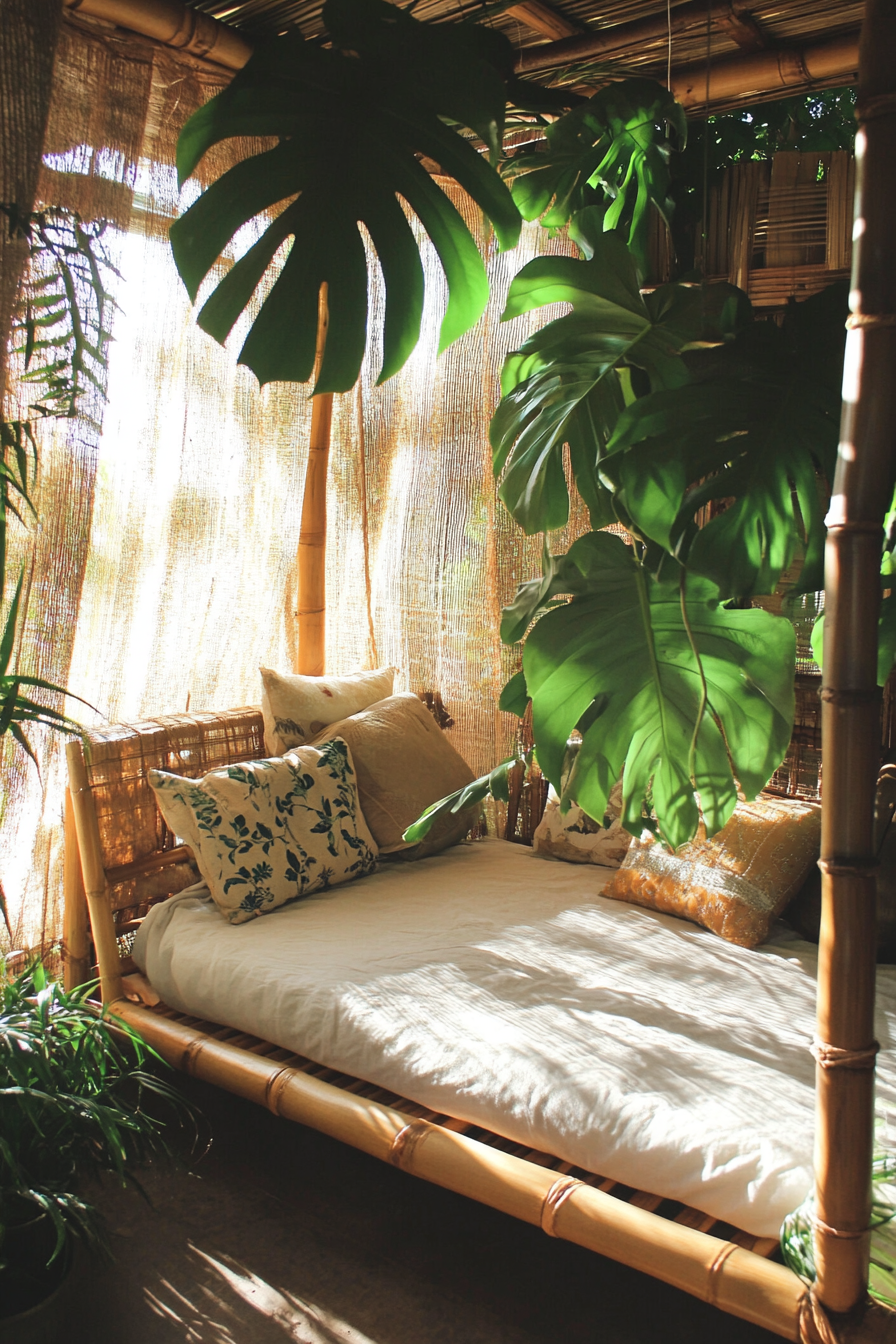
[490, 216, 729, 535]
[512, 531, 795, 850]
[502, 79, 686, 269]
[171, 0, 545, 394]
[604, 283, 847, 599]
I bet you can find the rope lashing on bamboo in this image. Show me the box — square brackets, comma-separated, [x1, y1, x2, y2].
[845, 314, 896, 329]
[817, 857, 880, 878]
[855, 91, 896, 123]
[812, 1215, 869, 1241]
[811, 1037, 880, 1069]
[819, 687, 882, 705]
[540, 1175, 581, 1235]
[389, 1118, 433, 1170]
[705, 1241, 739, 1305]
[798, 1287, 853, 1344]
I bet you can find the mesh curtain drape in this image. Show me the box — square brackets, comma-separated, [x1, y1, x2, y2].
[1, 16, 587, 960]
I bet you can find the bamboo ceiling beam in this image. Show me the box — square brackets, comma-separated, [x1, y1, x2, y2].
[515, 0, 766, 74]
[670, 32, 859, 110]
[65, 0, 859, 113]
[506, 1, 584, 41]
[62, 0, 251, 70]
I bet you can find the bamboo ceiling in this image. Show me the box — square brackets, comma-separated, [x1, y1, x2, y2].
[183, 0, 862, 108]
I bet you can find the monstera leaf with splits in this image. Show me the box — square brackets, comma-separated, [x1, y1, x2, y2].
[171, 0, 565, 393]
[489, 214, 741, 536]
[512, 531, 795, 850]
[603, 282, 847, 599]
[502, 79, 686, 270]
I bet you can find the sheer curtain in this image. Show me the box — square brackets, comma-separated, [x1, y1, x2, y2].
[2, 18, 586, 958]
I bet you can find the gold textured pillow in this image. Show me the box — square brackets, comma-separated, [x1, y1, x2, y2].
[261, 665, 398, 755]
[602, 795, 821, 948]
[309, 692, 476, 858]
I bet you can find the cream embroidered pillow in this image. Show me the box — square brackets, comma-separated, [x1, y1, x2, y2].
[261, 665, 398, 755]
[533, 781, 632, 868]
[149, 739, 378, 924]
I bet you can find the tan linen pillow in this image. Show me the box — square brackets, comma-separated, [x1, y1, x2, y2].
[261, 665, 397, 755]
[309, 692, 476, 858]
[601, 795, 821, 948]
[533, 781, 632, 868]
[149, 740, 378, 924]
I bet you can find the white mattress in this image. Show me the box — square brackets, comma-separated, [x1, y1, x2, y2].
[134, 838, 896, 1238]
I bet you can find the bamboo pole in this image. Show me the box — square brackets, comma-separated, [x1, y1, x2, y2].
[62, 787, 91, 990]
[65, 738, 123, 1004]
[814, 0, 896, 1320]
[670, 34, 859, 110]
[294, 286, 331, 677]
[110, 998, 809, 1340]
[62, 0, 251, 70]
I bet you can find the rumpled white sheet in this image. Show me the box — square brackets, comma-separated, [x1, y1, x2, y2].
[133, 837, 896, 1237]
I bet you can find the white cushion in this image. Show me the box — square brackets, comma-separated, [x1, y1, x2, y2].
[149, 739, 378, 924]
[260, 665, 398, 755]
[533, 781, 632, 868]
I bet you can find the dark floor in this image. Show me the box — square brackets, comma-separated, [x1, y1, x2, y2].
[63, 1074, 783, 1344]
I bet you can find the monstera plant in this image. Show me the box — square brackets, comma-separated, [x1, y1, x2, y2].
[410, 211, 847, 851]
[170, 4, 847, 851]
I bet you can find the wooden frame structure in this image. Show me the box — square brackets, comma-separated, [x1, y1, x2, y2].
[51, 0, 896, 1338]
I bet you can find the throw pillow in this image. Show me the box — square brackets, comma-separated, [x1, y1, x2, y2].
[601, 795, 821, 948]
[149, 739, 378, 924]
[309, 692, 476, 858]
[260, 665, 398, 755]
[533, 782, 632, 867]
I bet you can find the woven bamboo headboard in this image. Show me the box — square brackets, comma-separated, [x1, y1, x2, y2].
[64, 707, 264, 988]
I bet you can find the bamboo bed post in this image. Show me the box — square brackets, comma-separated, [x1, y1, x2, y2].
[62, 786, 91, 990]
[815, 0, 896, 1322]
[294, 285, 331, 676]
[65, 738, 123, 1005]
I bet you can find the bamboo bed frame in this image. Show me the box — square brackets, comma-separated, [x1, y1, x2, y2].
[57, 0, 896, 1339]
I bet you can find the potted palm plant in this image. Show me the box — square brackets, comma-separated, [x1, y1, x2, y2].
[0, 959, 196, 1340]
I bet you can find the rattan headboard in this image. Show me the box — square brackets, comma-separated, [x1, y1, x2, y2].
[65, 707, 264, 991]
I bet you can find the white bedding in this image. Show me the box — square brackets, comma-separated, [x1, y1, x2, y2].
[134, 837, 896, 1238]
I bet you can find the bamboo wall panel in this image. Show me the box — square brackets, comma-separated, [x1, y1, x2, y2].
[705, 151, 855, 308]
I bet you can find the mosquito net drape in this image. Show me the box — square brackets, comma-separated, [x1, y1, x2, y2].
[1, 17, 586, 960]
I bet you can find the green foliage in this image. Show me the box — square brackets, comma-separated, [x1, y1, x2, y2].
[604, 283, 847, 599]
[781, 1153, 896, 1308]
[6, 208, 118, 426]
[401, 752, 525, 845]
[501, 79, 685, 270]
[508, 531, 794, 850]
[0, 207, 112, 773]
[0, 959, 199, 1266]
[490, 216, 719, 535]
[170, 0, 573, 394]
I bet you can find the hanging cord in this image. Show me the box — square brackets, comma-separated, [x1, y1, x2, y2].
[666, 0, 672, 90]
[354, 381, 379, 669]
[699, 0, 712, 275]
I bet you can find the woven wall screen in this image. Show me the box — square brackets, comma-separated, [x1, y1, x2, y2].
[1, 21, 587, 959]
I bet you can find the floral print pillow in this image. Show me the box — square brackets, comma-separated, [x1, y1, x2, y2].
[149, 739, 378, 924]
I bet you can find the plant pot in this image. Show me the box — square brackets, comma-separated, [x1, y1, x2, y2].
[0, 1255, 71, 1344]
[0, 1212, 71, 1334]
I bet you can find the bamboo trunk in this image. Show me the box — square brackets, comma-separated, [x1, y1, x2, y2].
[294, 287, 331, 677]
[815, 0, 896, 1319]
